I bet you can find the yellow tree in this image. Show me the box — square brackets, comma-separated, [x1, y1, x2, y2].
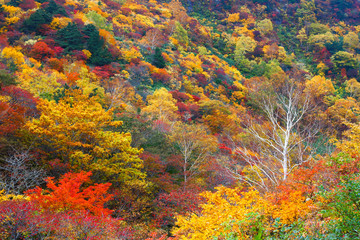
[167, 122, 217, 188]
[25, 89, 145, 183]
[142, 87, 179, 123]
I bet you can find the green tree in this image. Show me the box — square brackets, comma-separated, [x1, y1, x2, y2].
[56, 23, 84, 51]
[45, 0, 67, 16]
[172, 21, 189, 46]
[83, 24, 113, 66]
[21, 9, 52, 33]
[152, 47, 166, 68]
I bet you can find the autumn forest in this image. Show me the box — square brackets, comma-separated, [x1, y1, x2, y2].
[1, 0, 360, 238]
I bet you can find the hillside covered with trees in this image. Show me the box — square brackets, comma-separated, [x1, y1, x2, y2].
[1, 0, 360, 238]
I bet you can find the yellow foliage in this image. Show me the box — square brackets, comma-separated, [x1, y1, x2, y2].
[121, 47, 143, 62]
[174, 187, 270, 240]
[133, 14, 155, 28]
[0, 190, 29, 202]
[335, 120, 360, 157]
[169, 36, 179, 46]
[82, 49, 92, 59]
[180, 53, 203, 74]
[76, 67, 105, 98]
[17, 67, 63, 96]
[50, 17, 72, 30]
[2, 5, 21, 17]
[304, 75, 335, 98]
[256, 18, 273, 36]
[162, 52, 174, 64]
[25, 89, 145, 181]
[174, 186, 313, 239]
[269, 191, 313, 225]
[228, 13, 240, 23]
[1, 46, 25, 67]
[74, 12, 90, 24]
[85, 1, 109, 17]
[345, 78, 360, 99]
[142, 87, 178, 122]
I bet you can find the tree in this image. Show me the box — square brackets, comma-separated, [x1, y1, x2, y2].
[56, 23, 84, 52]
[83, 24, 113, 66]
[343, 31, 359, 51]
[142, 88, 178, 123]
[143, 28, 165, 50]
[21, 9, 52, 34]
[173, 185, 312, 239]
[222, 78, 318, 190]
[29, 41, 55, 61]
[0, 149, 44, 195]
[167, 122, 217, 188]
[25, 89, 145, 183]
[26, 171, 113, 216]
[256, 18, 273, 36]
[152, 47, 166, 68]
[172, 21, 189, 46]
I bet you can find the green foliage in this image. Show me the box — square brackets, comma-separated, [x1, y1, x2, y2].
[0, 70, 17, 89]
[21, 9, 52, 33]
[321, 174, 360, 239]
[83, 24, 113, 66]
[331, 51, 359, 71]
[86, 11, 113, 31]
[152, 47, 166, 69]
[56, 23, 84, 51]
[172, 21, 189, 46]
[45, 0, 67, 16]
[308, 23, 330, 35]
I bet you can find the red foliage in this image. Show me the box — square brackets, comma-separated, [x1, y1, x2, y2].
[141, 152, 174, 192]
[153, 188, 203, 229]
[176, 102, 189, 113]
[92, 64, 121, 79]
[215, 68, 226, 76]
[121, 7, 132, 16]
[195, 73, 207, 86]
[341, 68, 347, 78]
[170, 90, 190, 102]
[153, 119, 171, 133]
[19, 0, 36, 10]
[0, 86, 38, 136]
[0, 101, 24, 136]
[29, 41, 55, 61]
[26, 171, 113, 216]
[151, 69, 171, 84]
[102, 0, 122, 9]
[72, 50, 88, 61]
[314, 48, 331, 63]
[0, 35, 8, 48]
[0, 200, 51, 238]
[192, 95, 201, 102]
[0, 200, 134, 239]
[47, 58, 64, 72]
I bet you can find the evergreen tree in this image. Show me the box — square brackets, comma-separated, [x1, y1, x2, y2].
[21, 9, 52, 33]
[83, 24, 113, 66]
[152, 47, 166, 68]
[45, 0, 67, 16]
[56, 23, 84, 52]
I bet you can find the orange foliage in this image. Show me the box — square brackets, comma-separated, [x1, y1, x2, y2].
[26, 171, 113, 216]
